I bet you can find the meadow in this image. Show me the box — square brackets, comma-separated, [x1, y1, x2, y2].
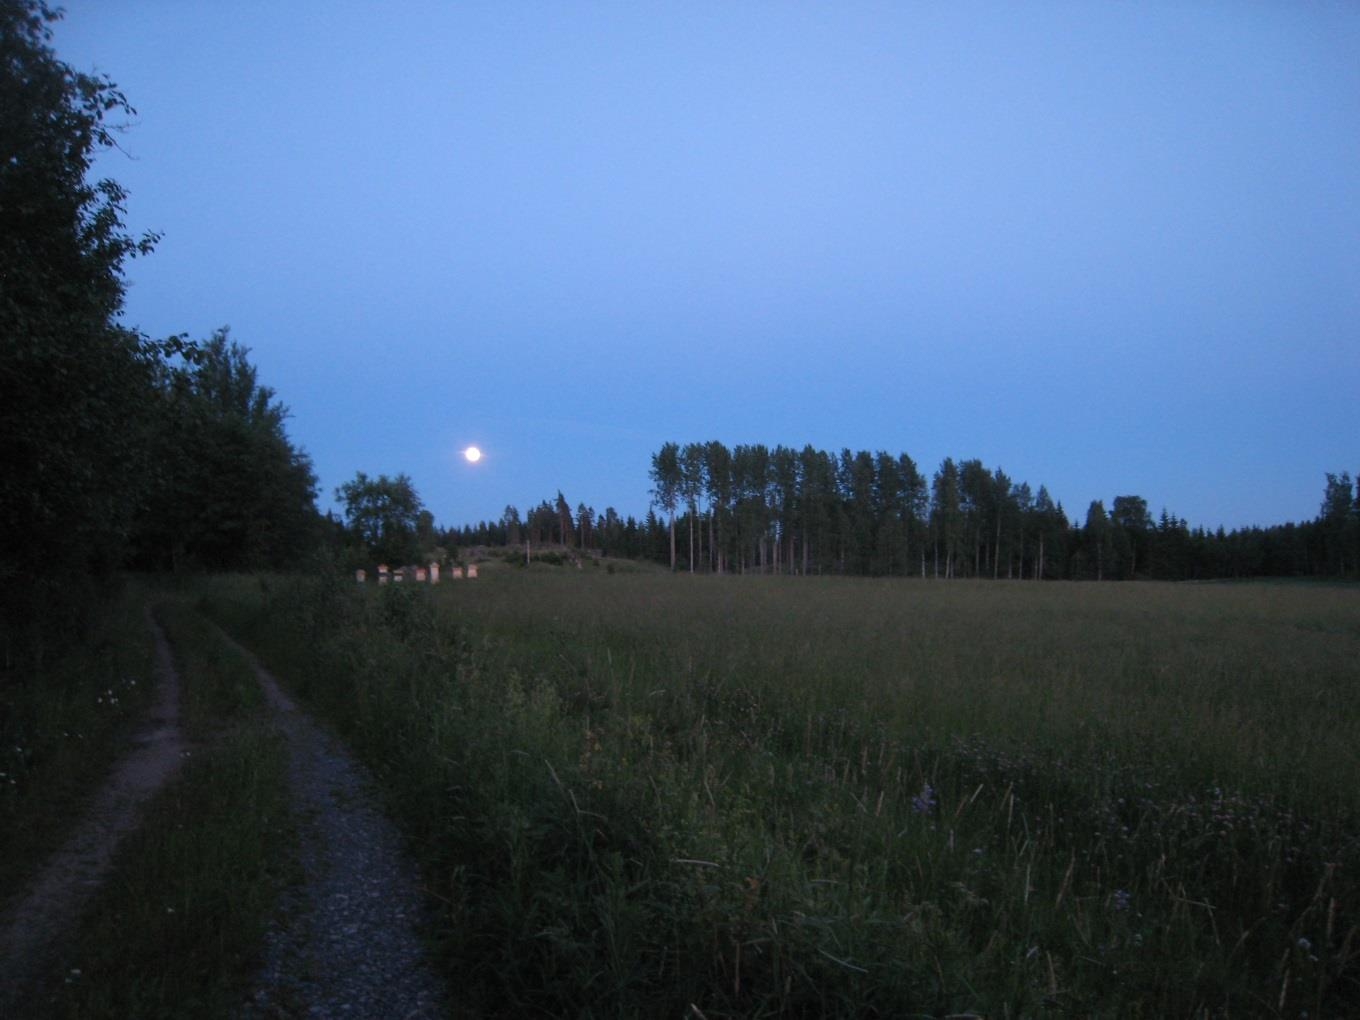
[199, 568, 1360, 1017]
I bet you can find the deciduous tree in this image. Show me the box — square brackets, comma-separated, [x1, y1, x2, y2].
[336, 472, 423, 567]
[132, 329, 317, 571]
[0, 0, 168, 611]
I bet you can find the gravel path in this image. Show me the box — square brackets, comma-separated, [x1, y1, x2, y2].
[222, 631, 446, 1019]
[0, 606, 187, 1013]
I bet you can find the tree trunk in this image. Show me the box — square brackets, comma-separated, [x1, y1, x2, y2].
[708, 510, 715, 573]
[688, 511, 695, 573]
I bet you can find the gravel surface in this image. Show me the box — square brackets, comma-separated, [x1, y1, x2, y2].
[226, 634, 446, 1019]
[0, 606, 186, 1014]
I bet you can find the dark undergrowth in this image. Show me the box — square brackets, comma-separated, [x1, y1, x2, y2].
[16, 597, 294, 1019]
[0, 583, 157, 905]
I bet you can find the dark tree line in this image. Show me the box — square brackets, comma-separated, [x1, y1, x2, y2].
[643, 442, 1359, 581]
[643, 442, 1071, 579]
[644, 442, 1359, 581]
[447, 495, 665, 564]
[2, 3, 318, 663]
[128, 329, 319, 573]
[2, 0, 166, 607]
[453, 446, 1359, 583]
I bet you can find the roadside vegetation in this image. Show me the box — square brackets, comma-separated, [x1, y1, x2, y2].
[0, 585, 157, 903]
[201, 570, 1360, 1017]
[16, 599, 293, 1019]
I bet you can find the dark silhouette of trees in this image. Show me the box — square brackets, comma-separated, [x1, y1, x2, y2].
[649, 442, 681, 571]
[1, 0, 166, 606]
[453, 447, 1355, 584]
[131, 329, 317, 571]
[596, 445, 1355, 583]
[1320, 473, 1356, 575]
[2, 4, 320, 668]
[336, 472, 424, 567]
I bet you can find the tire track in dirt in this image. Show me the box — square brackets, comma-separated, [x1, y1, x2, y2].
[216, 628, 445, 1019]
[0, 606, 186, 1012]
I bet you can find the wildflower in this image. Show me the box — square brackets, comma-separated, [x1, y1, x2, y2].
[911, 784, 936, 814]
[1113, 889, 1131, 911]
[1297, 937, 1311, 952]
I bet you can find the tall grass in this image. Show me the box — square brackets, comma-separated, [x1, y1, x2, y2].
[203, 571, 1360, 1017]
[0, 583, 157, 903]
[19, 598, 293, 1019]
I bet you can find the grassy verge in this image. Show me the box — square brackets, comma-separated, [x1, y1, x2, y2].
[18, 597, 293, 1019]
[201, 571, 1360, 1017]
[0, 581, 158, 904]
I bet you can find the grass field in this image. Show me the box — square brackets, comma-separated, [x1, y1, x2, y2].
[200, 570, 1360, 1017]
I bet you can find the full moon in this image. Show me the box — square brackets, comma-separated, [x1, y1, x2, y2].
[463, 446, 482, 463]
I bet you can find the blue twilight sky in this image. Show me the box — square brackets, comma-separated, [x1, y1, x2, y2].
[55, 2, 1359, 531]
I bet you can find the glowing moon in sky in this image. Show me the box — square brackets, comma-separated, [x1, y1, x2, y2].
[463, 446, 482, 463]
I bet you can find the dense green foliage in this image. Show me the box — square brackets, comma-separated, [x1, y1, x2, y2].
[203, 570, 1360, 1016]
[130, 329, 318, 572]
[334, 471, 430, 568]
[0, 2, 317, 665]
[0, 0, 166, 613]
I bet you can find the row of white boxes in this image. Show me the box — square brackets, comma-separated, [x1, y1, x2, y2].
[355, 563, 478, 583]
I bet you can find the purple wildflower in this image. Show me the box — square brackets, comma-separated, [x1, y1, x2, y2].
[911, 783, 936, 814]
